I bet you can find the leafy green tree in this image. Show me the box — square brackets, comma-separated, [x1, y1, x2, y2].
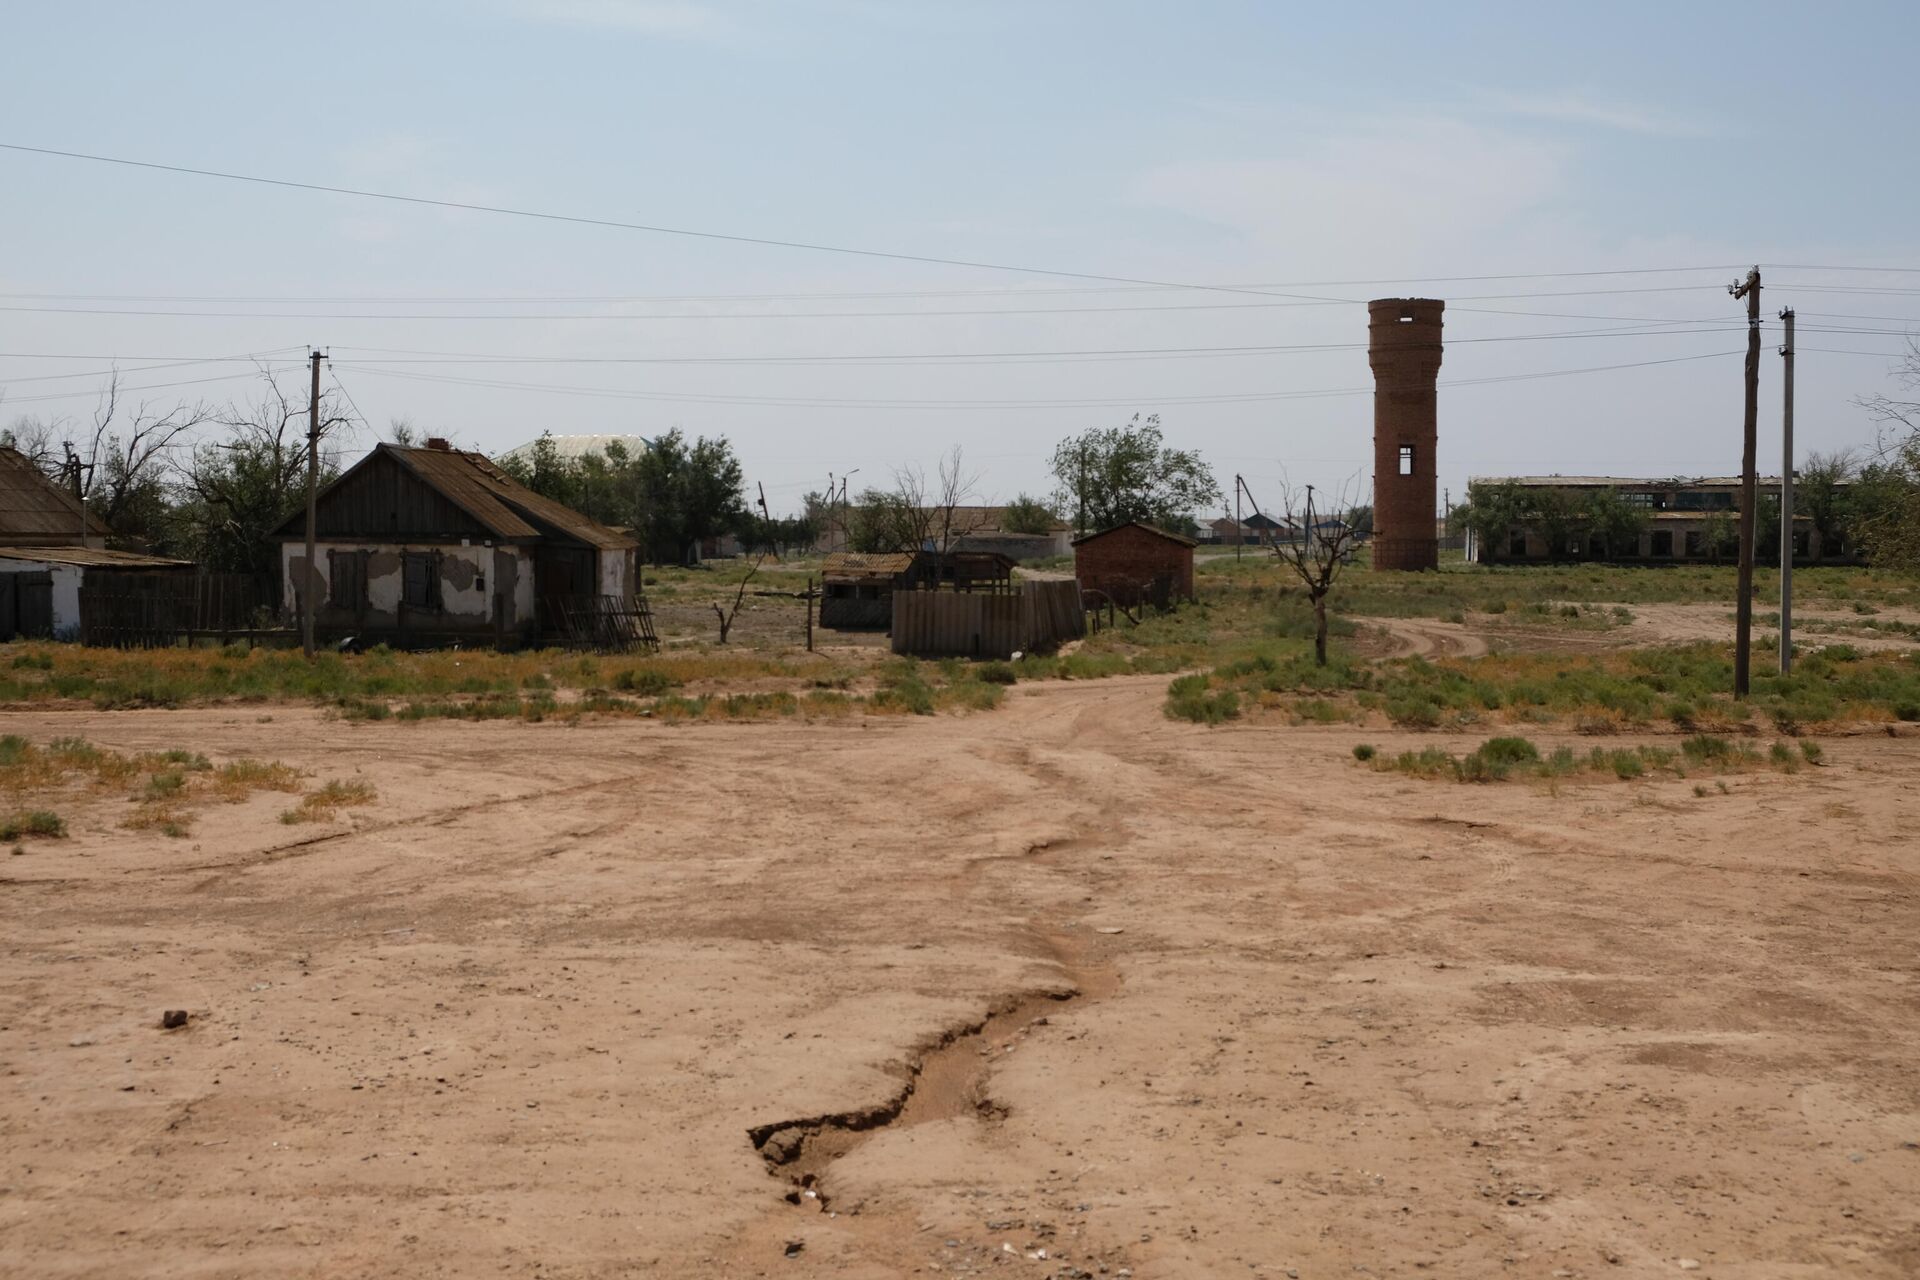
[1453, 480, 1527, 556]
[1699, 508, 1736, 564]
[1048, 414, 1220, 533]
[846, 486, 923, 553]
[1795, 450, 1857, 564]
[1583, 488, 1648, 559]
[999, 494, 1060, 536]
[632, 429, 747, 564]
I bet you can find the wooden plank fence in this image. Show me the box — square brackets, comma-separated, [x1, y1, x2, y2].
[79, 573, 280, 648]
[891, 579, 1083, 659]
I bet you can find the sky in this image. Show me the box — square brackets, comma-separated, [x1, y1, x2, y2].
[2, 0, 1917, 518]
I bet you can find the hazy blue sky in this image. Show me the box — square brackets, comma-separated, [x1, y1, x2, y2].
[3, 1, 1917, 514]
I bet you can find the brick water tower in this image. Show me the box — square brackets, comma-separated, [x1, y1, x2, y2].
[1368, 297, 1444, 571]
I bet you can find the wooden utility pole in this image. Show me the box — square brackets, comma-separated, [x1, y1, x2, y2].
[1778, 308, 1795, 675]
[302, 348, 322, 659]
[805, 575, 814, 652]
[1234, 473, 1243, 562]
[1729, 268, 1760, 698]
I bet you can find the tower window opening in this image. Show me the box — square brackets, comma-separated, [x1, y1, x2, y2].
[1398, 444, 1415, 476]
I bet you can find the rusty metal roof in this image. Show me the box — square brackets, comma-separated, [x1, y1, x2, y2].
[0, 447, 111, 543]
[0, 545, 193, 568]
[822, 551, 914, 580]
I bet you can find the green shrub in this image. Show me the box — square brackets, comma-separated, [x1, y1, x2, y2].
[1165, 674, 1240, 725]
[1352, 743, 1377, 762]
[975, 661, 1018, 685]
[1799, 740, 1823, 764]
[0, 811, 65, 840]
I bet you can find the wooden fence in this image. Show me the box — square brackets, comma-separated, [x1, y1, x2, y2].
[891, 579, 1084, 659]
[79, 573, 279, 648]
[545, 594, 659, 652]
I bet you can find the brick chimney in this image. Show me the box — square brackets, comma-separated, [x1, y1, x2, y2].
[425, 436, 451, 451]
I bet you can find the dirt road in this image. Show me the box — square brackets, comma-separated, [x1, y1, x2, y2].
[4, 679, 1918, 1278]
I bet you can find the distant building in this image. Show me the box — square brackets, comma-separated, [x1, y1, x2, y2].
[1072, 521, 1197, 607]
[499, 434, 652, 464]
[271, 438, 637, 649]
[1465, 475, 1849, 564]
[817, 505, 1072, 560]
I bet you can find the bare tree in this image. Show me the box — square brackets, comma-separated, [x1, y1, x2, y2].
[0, 413, 61, 469]
[79, 372, 216, 539]
[1270, 476, 1366, 666]
[175, 365, 352, 577]
[712, 552, 766, 644]
[890, 445, 983, 552]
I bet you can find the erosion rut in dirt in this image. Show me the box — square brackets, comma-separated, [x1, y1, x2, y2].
[749, 929, 1119, 1210]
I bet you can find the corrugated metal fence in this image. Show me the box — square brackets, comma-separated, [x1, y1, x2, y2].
[891, 579, 1084, 659]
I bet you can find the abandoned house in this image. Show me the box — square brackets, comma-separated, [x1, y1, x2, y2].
[0, 445, 110, 550]
[272, 439, 637, 648]
[1072, 521, 1197, 607]
[1464, 475, 1852, 565]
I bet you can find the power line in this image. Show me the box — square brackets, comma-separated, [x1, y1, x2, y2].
[0, 347, 306, 385]
[334, 348, 1742, 411]
[0, 140, 1359, 306]
[0, 367, 289, 406]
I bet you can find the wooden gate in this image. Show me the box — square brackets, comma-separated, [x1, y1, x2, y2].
[0, 571, 54, 641]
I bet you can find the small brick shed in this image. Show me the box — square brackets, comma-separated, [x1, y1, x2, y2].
[1072, 521, 1197, 606]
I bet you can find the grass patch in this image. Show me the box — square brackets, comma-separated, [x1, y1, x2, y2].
[0, 810, 65, 840]
[1366, 733, 1799, 784]
[280, 778, 378, 824]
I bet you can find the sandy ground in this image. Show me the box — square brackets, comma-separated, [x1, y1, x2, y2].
[4, 679, 1920, 1279]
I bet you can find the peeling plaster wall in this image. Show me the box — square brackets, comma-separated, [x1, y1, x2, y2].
[512, 549, 535, 621]
[281, 542, 497, 622]
[597, 549, 630, 600]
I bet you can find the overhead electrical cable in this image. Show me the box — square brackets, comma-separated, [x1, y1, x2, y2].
[334, 348, 1743, 411]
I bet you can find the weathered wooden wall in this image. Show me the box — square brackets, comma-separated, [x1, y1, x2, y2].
[891, 579, 1083, 659]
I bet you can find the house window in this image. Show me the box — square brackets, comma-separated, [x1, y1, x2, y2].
[1508, 532, 1528, 558]
[328, 549, 367, 611]
[402, 552, 441, 610]
[1792, 530, 1810, 559]
[1650, 531, 1673, 557]
[1398, 444, 1415, 476]
[1684, 531, 1705, 558]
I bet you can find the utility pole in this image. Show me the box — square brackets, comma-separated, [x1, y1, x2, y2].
[1234, 473, 1242, 562]
[1729, 268, 1760, 698]
[303, 348, 322, 659]
[1778, 307, 1795, 675]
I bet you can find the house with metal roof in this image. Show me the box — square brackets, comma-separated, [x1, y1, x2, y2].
[270, 438, 638, 648]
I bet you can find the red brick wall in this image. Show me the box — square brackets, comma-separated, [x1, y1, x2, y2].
[1074, 525, 1194, 602]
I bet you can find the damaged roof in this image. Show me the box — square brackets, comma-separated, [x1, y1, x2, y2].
[822, 551, 914, 580]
